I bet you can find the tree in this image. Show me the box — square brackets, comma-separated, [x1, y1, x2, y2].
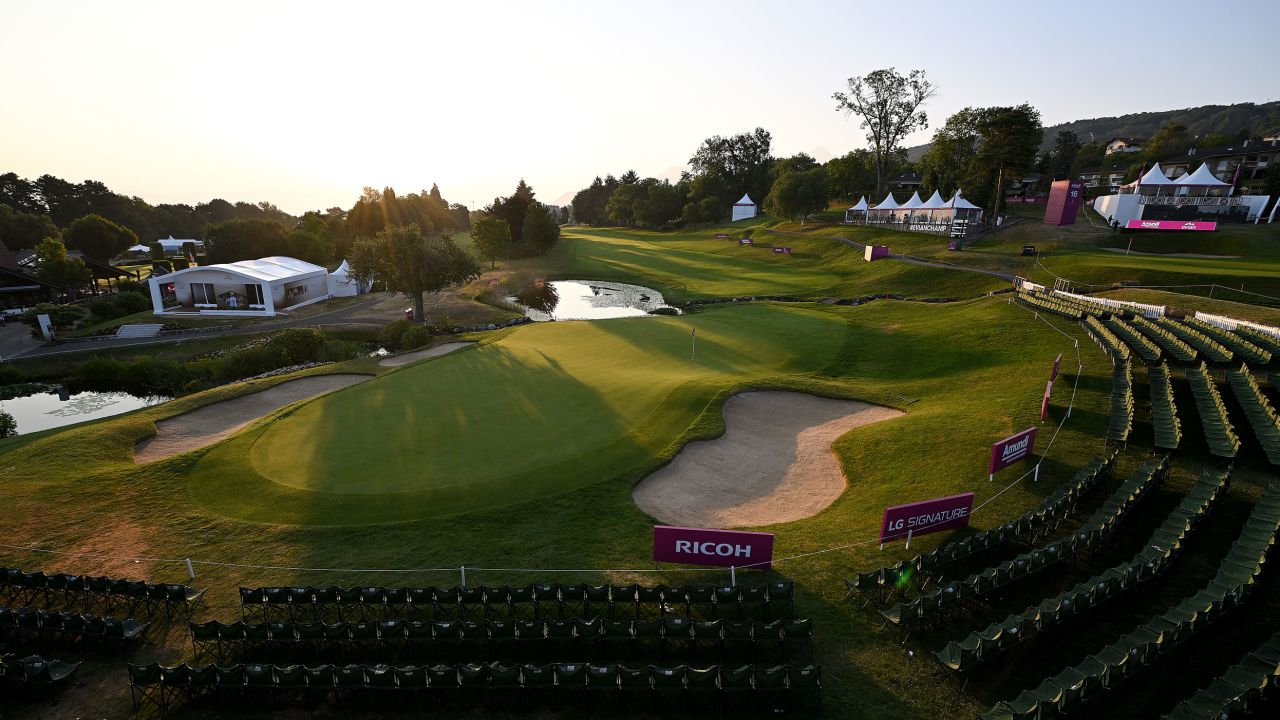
[689, 128, 774, 203]
[833, 68, 936, 196]
[63, 214, 138, 261]
[605, 184, 645, 226]
[973, 104, 1043, 218]
[1047, 130, 1082, 180]
[471, 216, 511, 268]
[0, 410, 16, 439]
[634, 180, 685, 228]
[346, 224, 480, 323]
[522, 203, 560, 255]
[764, 167, 828, 222]
[918, 108, 982, 198]
[0, 204, 59, 251]
[486, 180, 536, 248]
[204, 218, 289, 263]
[33, 238, 90, 296]
[620, 170, 640, 185]
[1144, 123, 1191, 164]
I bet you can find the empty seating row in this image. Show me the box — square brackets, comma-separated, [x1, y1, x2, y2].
[1130, 315, 1199, 363]
[1165, 632, 1280, 719]
[1104, 317, 1163, 363]
[191, 617, 813, 664]
[846, 454, 1117, 607]
[1236, 326, 1280, 356]
[240, 582, 793, 622]
[1187, 362, 1241, 458]
[0, 654, 81, 701]
[1085, 315, 1131, 363]
[1186, 318, 1272, 366]
[129, 661, 821, 714]
[0, 567, 205, 618]
[937, 466, 1228, 674]
[0, 605, 149, 646]
[1152, 316, 1234, 364]
[1108, 359, 1134, 443]
[983, 484, 1280, 719]
[1226, 364, 1280, 466]
[1016, 292, 1084, 320]
[1150, 362, 1183, 450]
[881, 456, 1169, 632]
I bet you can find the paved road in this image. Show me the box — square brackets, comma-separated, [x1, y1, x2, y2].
[7, 294, 393, 360]
[0, 322, 40, 362]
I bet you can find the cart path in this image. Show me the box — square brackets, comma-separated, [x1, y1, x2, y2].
[633, 391, 904, 528]
[378, 342, 474, 367]
[133, 374, 371, 464]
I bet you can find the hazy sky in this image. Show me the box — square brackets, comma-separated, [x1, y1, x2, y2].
[4, 0, 1275, 215]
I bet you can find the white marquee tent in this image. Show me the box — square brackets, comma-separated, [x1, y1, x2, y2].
[731, 193, 758, 222]
[844, 196, 869, 222]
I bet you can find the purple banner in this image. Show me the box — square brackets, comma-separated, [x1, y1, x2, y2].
[773, 247, 792, 254]
[989, 427, 1037, 474]
[1044, 180, 1084, 226]
[1126, 220, 1217, 231]
[653, 526, 774, 569]
[879, 493, 975, 544]
[739, 238, 753, 245]
[1050, 353, 1063, 381]
[715, 233, 729, 238]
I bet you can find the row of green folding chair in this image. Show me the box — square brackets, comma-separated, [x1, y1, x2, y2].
[1152, 315, 1234, 364]
[239, 581, 793, 622]
[939, 467, 1229, 676]
[0, 605, 149, 648]
[0, 653, 81, 703]
[129, 661, 821, 714]
[1237, 326, 1280, 356]
[983, 484, 1280, 720]
[1187, 363, 1242, 458]
[1108, 358, 1135, 442]
[1151, 362, 1183, 450]
[882, 456, 1168, 633]
[1131, 316, 1199, 363]
[1104, 317, 1163, 363]
[1227, 364, 1280, 466]
[1186, 318, 1272, 365]
[846, 454, 1117, 608]
[1085, 315, 1131, 362]
[0, 567, 205, 618]
[1165, 632, 1280, 719]
[191, 617, 813, 664]
[1015, 292, 1083, 320]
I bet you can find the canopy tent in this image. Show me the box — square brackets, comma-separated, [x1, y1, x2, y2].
[844, 196, 870, 222]
[731, 193, 758, 222]
[1122, 163, 1176, 189]
[900, 192, 924, 209]
[870, 193, 900, 210]
[920, 190, 946, 209]
[327, 259, 368, 297]
[1175, 162, 1230, 187]
[126, 244, 151, 253]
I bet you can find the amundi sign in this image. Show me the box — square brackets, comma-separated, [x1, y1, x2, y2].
[989, 427, 1038, 475]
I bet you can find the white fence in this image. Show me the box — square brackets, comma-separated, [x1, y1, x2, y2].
[1193, 312, 1280, 339]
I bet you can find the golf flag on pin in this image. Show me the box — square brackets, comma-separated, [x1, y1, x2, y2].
[691, 327, 696, 360]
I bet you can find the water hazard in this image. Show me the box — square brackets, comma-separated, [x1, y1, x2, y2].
[513, 280, 677, 321]
[1, 386, 170, 436]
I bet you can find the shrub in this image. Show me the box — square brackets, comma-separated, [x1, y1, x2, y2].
[380, 319, 414, 350]
[85, 295, 122, 323]
[21, 303, 87, 331]
[0, 410, 16, 438]
[116, 279, 143, 294]
[77, 357, 126, 384]
[318, 339, 364, 363]
[264, 327, 326, 365]
[401, 325, 431, 350]
[114, 291, 151, 315]
[0, 364, 21, 385]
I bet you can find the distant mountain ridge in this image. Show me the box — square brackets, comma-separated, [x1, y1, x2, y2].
[906, 101, 1280, 161]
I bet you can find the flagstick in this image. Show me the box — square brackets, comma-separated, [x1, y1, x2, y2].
[691, 328, 696, 361]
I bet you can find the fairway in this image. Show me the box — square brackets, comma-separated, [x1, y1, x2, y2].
[189, 303, 851, 523]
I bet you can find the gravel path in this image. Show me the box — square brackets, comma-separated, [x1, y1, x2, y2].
[377, 342, 474, 367]
[133, 374, 371, 464]
[633, 391, 903, 528]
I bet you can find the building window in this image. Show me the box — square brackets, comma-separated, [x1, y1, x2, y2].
[245, 284, 265, 306]
[192, 282, 216, 305]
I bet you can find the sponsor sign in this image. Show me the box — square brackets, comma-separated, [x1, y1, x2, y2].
[739, 238, 753, 245]
[1050, 353, 1063, 381]
[772, 247, 792, 254]
[879, 493, 975, 544]
[1125, 220, 1217, 232]
[864, 245, 889, 262]
[989, 427, 1037, 474]
[1044, 180, 1084, 226]
[653, 526, 774, 569]
[36, 313, 53, 341]
[1041, 380, 1053, 421]
[908, 223, 951, 232]
[715, 233, 729, 239]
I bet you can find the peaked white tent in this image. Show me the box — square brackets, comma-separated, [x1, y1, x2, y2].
[844, 196, 869, 223]
[900, 192, 924, 209]
[1175, 162, 1230, 188]
[731, 193, 758, 222]
[327, 259, 368, 297]
[920, 190, 946, 209]
[1124, 163, 1176, 188]
[871, 192, 901, 210]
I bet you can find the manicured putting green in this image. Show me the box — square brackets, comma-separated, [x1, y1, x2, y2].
[188, 303, 849, 523]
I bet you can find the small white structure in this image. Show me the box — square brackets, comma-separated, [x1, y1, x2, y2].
[1093, 162, 1272, 225]
[731, 193, 758, 222]
[326, 259, 369, 298]
[843, 196, 869, 223]
[151, 236, 205, 255]
[148, 256, 330, 317]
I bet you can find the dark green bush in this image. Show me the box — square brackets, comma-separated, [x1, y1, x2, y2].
[77, 358, 126, 384]
[114, 291, 151, 315]
[401, 325, 430, 350]
[380, 319, 414, 350]
[116, 279, 143, 294]
[264, 327, 326, 365]
[21, 303, 87, 331]
[0, 364, 21, 385]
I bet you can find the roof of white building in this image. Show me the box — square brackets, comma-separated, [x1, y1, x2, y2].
[733, 193, 756, 206]
[152, 256, 326, 284]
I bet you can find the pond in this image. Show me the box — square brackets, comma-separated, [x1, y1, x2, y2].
[0, 386, 171, 436]
[512, 280, 677, 321]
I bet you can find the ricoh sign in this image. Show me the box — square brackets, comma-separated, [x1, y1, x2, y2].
[652, 526, 774, 569]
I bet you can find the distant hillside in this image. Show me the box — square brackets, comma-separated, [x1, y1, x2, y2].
[906, 101, 1280, 160]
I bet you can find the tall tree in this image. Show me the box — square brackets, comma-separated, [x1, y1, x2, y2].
[764, 167, 828, 222]
[605, 184, 645, 226]
[33, 238, 91, 296]
[470, 216, 511, 268]
[1047, 130, 1082, 180]
[619, 170, 640, 184]
[688, 128, 774, 203]
[346, 224, 480, 323]
[521, 203, 561, 255]
[1143, 123, 1191, 164]
[918, 108, 982, 198]
[63, 213, 138, 261]
[974, 104, 1043, 218]
[0, 204, 59, 251]
[486, 180, 536, 248]
[833, 67, 936, 196]
[204, 218, 290, 263]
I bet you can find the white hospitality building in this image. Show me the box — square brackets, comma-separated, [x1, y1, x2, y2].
[148, 256, 337, 317]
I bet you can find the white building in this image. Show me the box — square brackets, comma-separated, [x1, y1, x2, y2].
[148, 256, 332, 317]
[731, 193, 758, 222]
[1092, 162, 1272, 226]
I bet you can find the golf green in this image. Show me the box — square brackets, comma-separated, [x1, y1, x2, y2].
[188, 302, 851, 523]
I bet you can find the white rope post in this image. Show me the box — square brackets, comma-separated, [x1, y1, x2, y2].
[1034, 463, 1041, 482]
[905, 529, 913, 551]
[185, 558, 195, 580]
[730, 566, 736, 587]
[460, 566, 466, 588]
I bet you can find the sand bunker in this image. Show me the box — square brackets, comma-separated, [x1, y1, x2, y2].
[134, 374, 370, 464]
[378, 341, 474, 367]
[633, 392, 903, 528]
